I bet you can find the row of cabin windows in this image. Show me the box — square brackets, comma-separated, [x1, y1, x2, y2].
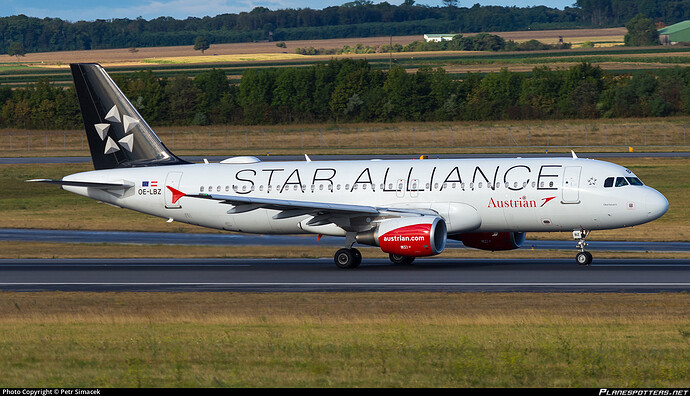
[603, 177, 644, 188]
[198, 180, 555, 193]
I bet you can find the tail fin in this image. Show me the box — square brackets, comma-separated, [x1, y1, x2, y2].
[70, 63, 189, 170]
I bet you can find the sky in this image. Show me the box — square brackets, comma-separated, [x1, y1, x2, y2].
[1, 1, 577, 22]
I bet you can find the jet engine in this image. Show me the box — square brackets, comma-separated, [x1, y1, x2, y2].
[456, 231, 526, 251]
[356, 217, 447, 257]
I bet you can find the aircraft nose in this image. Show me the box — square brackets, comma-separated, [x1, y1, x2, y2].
[645, 188, 669, 221]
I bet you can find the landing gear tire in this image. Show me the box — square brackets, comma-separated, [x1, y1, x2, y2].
[334, 248, 362, 269]
[576, 251, 593, 266]
[389, 253, 415, 265]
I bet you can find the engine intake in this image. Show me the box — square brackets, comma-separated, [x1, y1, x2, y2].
[356, 217, 447, 257]
[456, 231, 526, 251]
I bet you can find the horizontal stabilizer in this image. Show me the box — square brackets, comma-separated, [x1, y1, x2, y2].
[26, 179, 134, 189]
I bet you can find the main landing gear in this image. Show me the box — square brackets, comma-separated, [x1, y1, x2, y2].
[574, 229, 593, 266]
[334, 232, 362, 269]
[389, 254, 415, 265]
[334, 248, 362, 269]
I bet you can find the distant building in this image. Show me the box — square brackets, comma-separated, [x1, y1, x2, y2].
[658, 20, 690, 45]
[424, 34, 457, 42]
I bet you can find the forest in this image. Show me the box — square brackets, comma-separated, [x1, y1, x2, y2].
[1, 0, 689, 54]
[2, 59, 690, 130]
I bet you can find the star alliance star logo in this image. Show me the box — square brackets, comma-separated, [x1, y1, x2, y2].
[94, 105, 139, 155]
[588, 177, 597, 186]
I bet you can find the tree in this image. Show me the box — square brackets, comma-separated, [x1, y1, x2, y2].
[7, 42, 25, 61]
[624, 14, 660, 46]
[194, 36, 210, 54]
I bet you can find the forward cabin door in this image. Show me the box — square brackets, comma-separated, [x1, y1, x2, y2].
[164, 171, 184, 209]
[562, 166, 581, 204]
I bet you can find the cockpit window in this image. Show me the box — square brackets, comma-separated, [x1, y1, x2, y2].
[626, 177, 644, 186]
[604, 176, 644, 188]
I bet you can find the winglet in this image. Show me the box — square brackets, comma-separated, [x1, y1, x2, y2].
[305, 154, 312, 162]
[571, 150, 578, 159]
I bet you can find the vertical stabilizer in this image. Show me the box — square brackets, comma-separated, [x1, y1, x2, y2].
[70, 63, 189, 169]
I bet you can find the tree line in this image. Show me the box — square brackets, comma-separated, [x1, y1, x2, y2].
[576, 0, 690, 26]
[2, 0, 689, 55]
[2, 59, 690, 130]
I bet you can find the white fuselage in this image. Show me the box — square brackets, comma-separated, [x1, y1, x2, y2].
[61, 157, 669, 236]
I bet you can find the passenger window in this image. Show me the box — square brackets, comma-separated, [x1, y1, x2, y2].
[626, 177, 644, 186]
[615, 177, 629, 187]
[604, 177, 614, 188]
[200, 186, 204, 192]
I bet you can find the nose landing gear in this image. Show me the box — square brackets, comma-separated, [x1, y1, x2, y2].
[574, 229, 592, 266]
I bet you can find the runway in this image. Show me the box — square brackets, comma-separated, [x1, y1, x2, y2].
[1, 257, 689, 292]
[2, 228, 690, 251]
[3, 152, 690, 165]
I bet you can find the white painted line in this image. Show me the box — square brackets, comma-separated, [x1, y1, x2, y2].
[1, 282, 690, 287]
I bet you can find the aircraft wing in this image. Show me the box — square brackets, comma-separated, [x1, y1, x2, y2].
[188, 192, 439, 218]
[191, 193, 380, 215]
[26, 179, 135, 189]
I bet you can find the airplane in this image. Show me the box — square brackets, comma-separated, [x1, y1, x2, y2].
[29, 63, 669, 268]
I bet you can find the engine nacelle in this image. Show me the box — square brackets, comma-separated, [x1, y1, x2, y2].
[458, 232, 526, 251]
[356, 217, 447, 257]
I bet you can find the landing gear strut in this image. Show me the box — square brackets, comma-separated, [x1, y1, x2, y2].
[574, 229, 592, 266]
[334, 248, 362, 269]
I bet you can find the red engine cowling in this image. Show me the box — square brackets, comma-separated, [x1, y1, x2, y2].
[459, 232, 526, 251]
[356, 217, 447, 257]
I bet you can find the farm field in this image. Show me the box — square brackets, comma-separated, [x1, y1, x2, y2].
[3, 26, 686, 88]
[1, 28, 627, 65]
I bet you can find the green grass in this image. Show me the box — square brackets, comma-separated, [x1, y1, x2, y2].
[0, 292, 688, 387]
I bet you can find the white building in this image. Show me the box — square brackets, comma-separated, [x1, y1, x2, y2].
[424, 34, 457, 42]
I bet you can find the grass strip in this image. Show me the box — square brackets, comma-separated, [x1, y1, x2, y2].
[0, 292, 688, 387]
